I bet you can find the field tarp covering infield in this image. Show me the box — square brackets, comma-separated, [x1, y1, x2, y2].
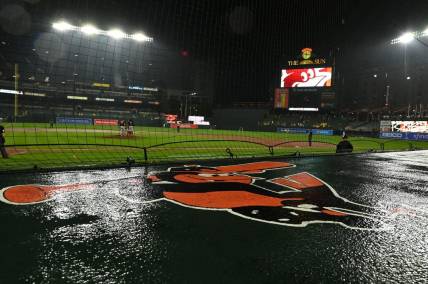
[1, 122, 428, 172]
[0, 151, 427, 283]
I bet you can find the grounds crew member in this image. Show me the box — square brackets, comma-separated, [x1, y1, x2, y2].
[0, 125, 8, 158]
[308, 130, 313, 147]
[336, 136, 353, 154]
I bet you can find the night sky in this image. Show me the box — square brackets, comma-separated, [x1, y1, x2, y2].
[1, 0, 428, 106]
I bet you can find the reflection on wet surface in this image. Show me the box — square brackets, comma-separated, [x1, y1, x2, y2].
[0, 151, 427, 283]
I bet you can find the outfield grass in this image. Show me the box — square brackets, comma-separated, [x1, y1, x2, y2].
[1, 122, 427, 172]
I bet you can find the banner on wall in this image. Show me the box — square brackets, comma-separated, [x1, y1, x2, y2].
[277, 128, 333, 136]
[56, 117, 92, 125]
[94, 119, 119, 126]
[379, 132, 428, 141]
[170, 123, 198, 129]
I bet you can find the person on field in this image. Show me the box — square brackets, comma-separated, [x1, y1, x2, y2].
[119, 120, 127, 137]
[336, 136, 353, 154]
[127, 119, 134, 136]
[0, 125, 8, 158]
[308, 130, 313, 147]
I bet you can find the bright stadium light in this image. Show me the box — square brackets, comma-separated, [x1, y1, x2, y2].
[81, 24, 100, 35]
[52, 21, 75, 32]
[399, 32, 415, 44]
[131, 32, 151, 42]
[51, 20, 153, 43]
[107, 29, 126, 39]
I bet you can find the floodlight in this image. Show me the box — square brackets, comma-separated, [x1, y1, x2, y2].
[399, 32, 414, 44]
[81, 24, 100, 35]
[52, 21, 74, 32]
[107, 29, 126, 39]
[406, 76, 411, 80]
[131, 33, 149, 42]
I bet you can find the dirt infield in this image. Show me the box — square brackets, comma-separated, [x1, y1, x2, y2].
[101, 132, 334, 148]
[192, 133, 334, 148]
[4, 148, 28, 157]
[102, 135, 138, 139]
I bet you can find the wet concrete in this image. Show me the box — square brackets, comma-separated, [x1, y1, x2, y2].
[0, 151, 427, 283]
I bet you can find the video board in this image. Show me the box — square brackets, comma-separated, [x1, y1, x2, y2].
[281, 67, 332, 88]
[391, 121, 428, 133]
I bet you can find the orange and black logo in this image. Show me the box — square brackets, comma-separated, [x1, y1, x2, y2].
[0, 161, 419, 230]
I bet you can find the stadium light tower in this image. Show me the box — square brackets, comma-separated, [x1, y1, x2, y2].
[107, 29, 126, 39]
[52, 21, 75, 32]
[398, 32, 414, 44]
[132, 33, 150, 42]
[81, 24, 100, 35]
[52, 20, 154, 42]
[391, 28, 428, 47]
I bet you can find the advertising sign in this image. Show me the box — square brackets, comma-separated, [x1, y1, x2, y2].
[391, 121, 428, 133]
[277, 128, 333, 136]
[281, 67, 332, 88]
[56, 117, 92, 125]
[93, 83, 111, 88]
[274, 88, 289, 109]
[170, 123, 198, 129]
[164, 114, 178, 123]
[94, 119, 118, 126]
[380, 132, 428, 141]
[287, 48, 327, 67]
[380, 120, 392, 132]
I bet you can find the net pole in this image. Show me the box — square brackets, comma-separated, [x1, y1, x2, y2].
[14, 63, 19, 122]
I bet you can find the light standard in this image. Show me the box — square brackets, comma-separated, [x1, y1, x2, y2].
[390, 29, 428, 112]
[184, 92, 197, 119]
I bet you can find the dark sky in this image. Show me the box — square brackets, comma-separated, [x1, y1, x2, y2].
[2, 0, 428, 105]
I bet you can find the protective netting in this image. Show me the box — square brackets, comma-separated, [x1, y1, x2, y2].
[0, 0, 427, 172]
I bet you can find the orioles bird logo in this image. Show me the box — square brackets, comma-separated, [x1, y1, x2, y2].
[144, 161, 414, 230]
[0, 161, 418, 230]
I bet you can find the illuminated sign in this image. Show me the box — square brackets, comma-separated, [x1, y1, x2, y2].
[0, 89, 23, 95]
[94, 119, 118, 126]
[92, 82, 111, 88]
[67, 96, 88, 100]
[289, 107, 319, 112]
[143, 87, 158, 92]
[148, 101, 160, 105]
[288, 48, 327, 66]
[25, 92, 46, 97]
[274, 88, 289, 109]
[281, 67, 332, 88]
[96, 97, 115, 102]
[164, 114, 178, 123]
[188, 116, 204, 123]
[128, 86, 143, 91]
[124, 99, 142, 104]
[391, 121, 428, 133]
[188, 116, 210, 126]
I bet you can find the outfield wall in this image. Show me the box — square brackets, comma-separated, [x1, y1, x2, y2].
[379, 132, 428, 141]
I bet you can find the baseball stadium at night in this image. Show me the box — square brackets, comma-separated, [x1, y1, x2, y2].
[0, 1, 427, 283]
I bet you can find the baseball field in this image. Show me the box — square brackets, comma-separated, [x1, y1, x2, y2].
[1, 122, 428, 172]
